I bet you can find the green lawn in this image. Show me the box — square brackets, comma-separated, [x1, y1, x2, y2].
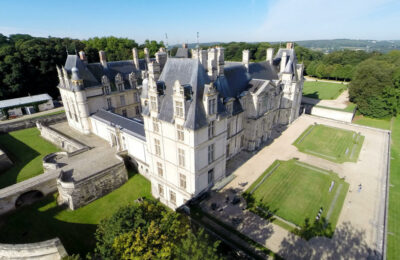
[294, 124, 364, 163]
[388, 116, 400, 259]
[246, 160, 348, 231]
[353, 115, 391, 130]
[302, 81, 347, 100]
[0, 171, 151, 256]
[0, 128, 59, 188]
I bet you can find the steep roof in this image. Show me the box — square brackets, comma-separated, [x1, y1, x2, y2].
[157, 58, 211, 130]
[64, 55, 99, 88]
[0, 94, 52, 109]
[175, 48, 189, 58]
[273, 48, 297, 74]
[91, 109, 145, 140]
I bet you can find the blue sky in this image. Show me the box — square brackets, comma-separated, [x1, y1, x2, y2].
[0, 0, 399, 44]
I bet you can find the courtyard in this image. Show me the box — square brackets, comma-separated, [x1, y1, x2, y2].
[246, 159, 348, 230]
[294, 123, 364, 163]
[204, 114, 389, 259]
[302, 81, 347, 100]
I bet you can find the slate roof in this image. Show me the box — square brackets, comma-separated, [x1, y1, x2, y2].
[0, 94, 52, 109]
[91, 109, 146, 140]
[273, 48, 297, 74]
[175, 47, 189, 58]
[156, 58, 213, 130]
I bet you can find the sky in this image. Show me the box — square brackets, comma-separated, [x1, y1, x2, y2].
[0, 0, 399, 44]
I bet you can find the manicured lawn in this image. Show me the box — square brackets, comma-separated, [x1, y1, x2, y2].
[388, 116, 400, 260]
[353, 115, 391, 130]
[246, 159, 348, 231]
[294, 124, 364, 163]
[0, 128, 59, 188]
[0, 172, 151, 256]
[303, 81, 347, 100]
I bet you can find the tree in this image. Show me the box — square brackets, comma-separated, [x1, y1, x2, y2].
[174, 229, 221, 260]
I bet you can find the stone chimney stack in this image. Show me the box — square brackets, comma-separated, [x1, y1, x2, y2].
[99, 51, 107, 67]
[148, 61, 160, 85]
[280, 51, 287, 73]
[182, 43, 188, 49]
[216, 47, 225, 76]
[200, 50, 208, 71]
[132, 48, 139, 70]
[155, 48, 167, 71]
[266, 48, 274, 64]
[207, 48, 217, 81]
[144, 48, 150, 63]
[242, 50, 250, 70]
[79, 51, 87, 64]
[286, 42, 294, 49]
[191, 49, 199, 60]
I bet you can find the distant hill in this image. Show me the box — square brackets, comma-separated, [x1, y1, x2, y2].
[173, 39, 400, 53]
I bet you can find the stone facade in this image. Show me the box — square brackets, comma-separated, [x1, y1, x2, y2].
[0, 149, 13, 172]
[57, 161, 128, 210]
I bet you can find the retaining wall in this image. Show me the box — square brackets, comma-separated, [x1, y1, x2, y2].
[309, 106, 355, 123]
[0, 149, 13, 172]
[0, 238, 67, 259]
[0, 113, 66, 134]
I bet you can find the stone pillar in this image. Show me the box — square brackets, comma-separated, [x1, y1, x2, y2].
[132, 48, 139, 70]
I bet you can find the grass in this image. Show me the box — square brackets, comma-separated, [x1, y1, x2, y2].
[388, 116, 400, 259]
[294, 124, 365, 163]
[302, 81, 347, 100]
[245, 159, 349, 234]
[0, 171, 151, 256]
[0, 128, 59, 188]
[353, 115, 391, 130]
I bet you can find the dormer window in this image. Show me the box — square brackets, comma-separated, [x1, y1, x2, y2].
[175, 101, 184, 118]
[208, 99, 216, 115]
[117, 83, 124, 92]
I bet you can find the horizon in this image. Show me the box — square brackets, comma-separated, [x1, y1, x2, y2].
[1, 0, 399, 44]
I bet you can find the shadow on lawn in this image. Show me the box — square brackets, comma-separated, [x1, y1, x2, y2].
[278, 221, 382, 260]
[303, 91, 320, 100]
[0, 133, 40, 188]
[0, 194, 97, 256]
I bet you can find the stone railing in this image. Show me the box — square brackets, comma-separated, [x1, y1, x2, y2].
[0, 238, 67, 259]
[42, 152, 68, 171]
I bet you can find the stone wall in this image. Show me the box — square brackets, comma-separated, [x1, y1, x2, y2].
[304, 105, 355, 123]
[37, 123, 89, 154]
[0, 238, 67, 259]
[0, 112, 66, 134]
[0, 149, 13, 172]
[57, 161, 128, 210]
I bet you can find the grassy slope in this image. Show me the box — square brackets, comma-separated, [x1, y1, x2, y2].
[388, 116, 400, 259]
[302, 81, 347, 100]
[0, 128, 59, 188]
[294, 124, 364, 163]
[353, 115, 391, 130]
[0, 172, 151, 256]
[248, 160, 348, 229]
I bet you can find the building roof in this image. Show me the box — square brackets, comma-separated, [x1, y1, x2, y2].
[175, 47, 189, 58]
[91, 109, 146, 141]
[0, 94, 52, 109]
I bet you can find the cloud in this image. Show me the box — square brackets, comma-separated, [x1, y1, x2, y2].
[254, 0, 400, 41]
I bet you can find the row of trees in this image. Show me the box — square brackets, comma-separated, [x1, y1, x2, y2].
[0, 34, 164, 99]
[91, 199, 222, 259]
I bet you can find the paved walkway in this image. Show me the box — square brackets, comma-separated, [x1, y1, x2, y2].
[204, 115, 389, 259]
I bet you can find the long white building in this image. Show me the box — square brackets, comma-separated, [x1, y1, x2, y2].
[56, 43, 304, 209]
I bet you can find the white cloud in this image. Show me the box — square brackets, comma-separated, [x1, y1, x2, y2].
[253, 0, 400, 41]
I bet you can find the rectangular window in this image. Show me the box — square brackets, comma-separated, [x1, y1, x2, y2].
[175, 101, 184, 117]
[208, 121, 214, 139]
[180, 173, 187, 190]
[226, 143, 230, 157]
[176, 125, 184, 141]
[107, 98, 112, 109]
[240, 135, 244, 148]
[178, 148, 185, 167]
[135, 106, 140, 115]
[158, 184, 164, 198]
[118, 84, 124, 92]
[157, 162, 163, 177]
[122, 109, 127, 117]
[154, 138, 161, 156]
[208, 169, 214, 184]
[153, 117, 159, 133]
[150, 96, 157, 110]
[120, 95, 126, 106]
[170, 190, 176, 205]
[227, 121, 231, 138]
[208, 144, 214, 164]
[134, 92, 140, 103]
[208, 99, 216, 115]
[105, 86, 111, 95]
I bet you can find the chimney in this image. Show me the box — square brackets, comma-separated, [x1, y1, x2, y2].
[216, 47, 224, 76]
[266, 48, 274, 64]
[144, 48, 150, 63]
[280, 51, 287, 73]
[286, 42, 294, 49]
[242, 50, 250, 70]
[79, 51, 87, 64]
[99, 51, 107, 67]
[182, 43, 188, 49]
[155, 48, 167, 71]
[132, 48, 139, 70]
[200, 50, 208, 71]
[148, 61, 160, 84]
[207, 48, 217, 81]
[191, 49, 199, 60]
